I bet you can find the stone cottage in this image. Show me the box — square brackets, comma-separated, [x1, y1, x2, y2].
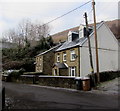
[53, 21, 119, 77]
[35, 44, 61, 75]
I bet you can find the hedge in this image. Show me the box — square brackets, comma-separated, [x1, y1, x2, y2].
[2, 69, 25, 82]
[99, 70, 120, 82]
[89, 70, 120, 87]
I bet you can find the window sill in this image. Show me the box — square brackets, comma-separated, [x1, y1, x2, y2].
[70, 59, 76, 62]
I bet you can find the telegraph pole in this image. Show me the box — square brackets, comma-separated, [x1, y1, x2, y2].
[92, 0, 100, 83]
[84, 12, 94, 74]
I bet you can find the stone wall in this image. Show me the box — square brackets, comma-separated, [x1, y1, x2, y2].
[38, 76, 76, 89]
[15, 75, 77, 89]
[43, 52, 55, 75]
[35, 55, 43, 72]
[35, 51, 55, 75]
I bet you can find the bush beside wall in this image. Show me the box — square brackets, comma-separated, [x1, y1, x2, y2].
[99, 71, 120, 82]
[2, 69, 25, 82]
[89, 70, 120, 87]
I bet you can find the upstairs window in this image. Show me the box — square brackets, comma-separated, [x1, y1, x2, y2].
[79, 29, 83, 38]
[79, 25, 86, 38]
[68, 34, 72, 42]
[68, 31, 72, 42]
[63, 53, 67, 61]
[36, 57, 39, 63]
[57, 54, 60, 62]
[40, 58, 42, 61]
[70, 50, 75, 61]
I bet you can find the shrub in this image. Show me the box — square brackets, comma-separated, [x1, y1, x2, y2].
[21, 58, 35, 72]
[10, 70, 21, 79]
[89, 70, 120, 85]
[99, 71, 120, 82]
[2, 61, 24, 70]
[4, 69, 24, 81]
[2, 58, 35, 72]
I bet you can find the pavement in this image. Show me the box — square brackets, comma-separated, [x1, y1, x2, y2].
[95, 77, 119, 95]
[2, 80, 119, 110]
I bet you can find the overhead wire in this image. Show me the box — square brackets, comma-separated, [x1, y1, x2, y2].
[42, 1, 92, 26]
[1, 0, 92, 35]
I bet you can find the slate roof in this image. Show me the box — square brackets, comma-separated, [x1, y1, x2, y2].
[56, 37, 87, 52]
[36, 43, 62, 57]
[55, 22, 103, 52]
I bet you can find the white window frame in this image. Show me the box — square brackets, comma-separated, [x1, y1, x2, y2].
[57, 55, 60, 62]
[68, 35, 72, 42]
[63, 53, 67, 61]
[37, 57, 39, 62]
[68, 31, 72, 42]
[70, 50, 75, 61]
[79, 29, 84, 38]
[54, 69, 57, 76]
[69, 67, 76, 77]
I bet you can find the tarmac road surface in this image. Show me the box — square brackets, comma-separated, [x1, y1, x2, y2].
[2, 82, 119, 110]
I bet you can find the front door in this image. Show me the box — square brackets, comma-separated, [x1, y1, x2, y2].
[54, 69, 57, 76]
[69, 66, 76, 77]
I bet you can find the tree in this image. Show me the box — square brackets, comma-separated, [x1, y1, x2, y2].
[2, 29, 16, 43]
[2, 19, 51, 47]
[47, 35, 54, 47]
[2, 18, 52, 72]
[1, 37, 8, 42]
[17, 19, 50, 47]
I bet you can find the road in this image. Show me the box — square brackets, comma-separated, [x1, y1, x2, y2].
[2, 82, 119, 110]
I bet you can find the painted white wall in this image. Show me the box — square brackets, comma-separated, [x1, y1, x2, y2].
[79, 25, 85, 39]
[80, 47, 118, 77]
[83, 23, 118, 50]
[80, 23, 119, 77]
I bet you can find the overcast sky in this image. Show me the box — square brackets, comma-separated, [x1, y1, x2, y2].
[0, 0, 119, 38]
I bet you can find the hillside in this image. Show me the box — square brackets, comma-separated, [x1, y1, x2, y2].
[52, 19, 120, 43]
